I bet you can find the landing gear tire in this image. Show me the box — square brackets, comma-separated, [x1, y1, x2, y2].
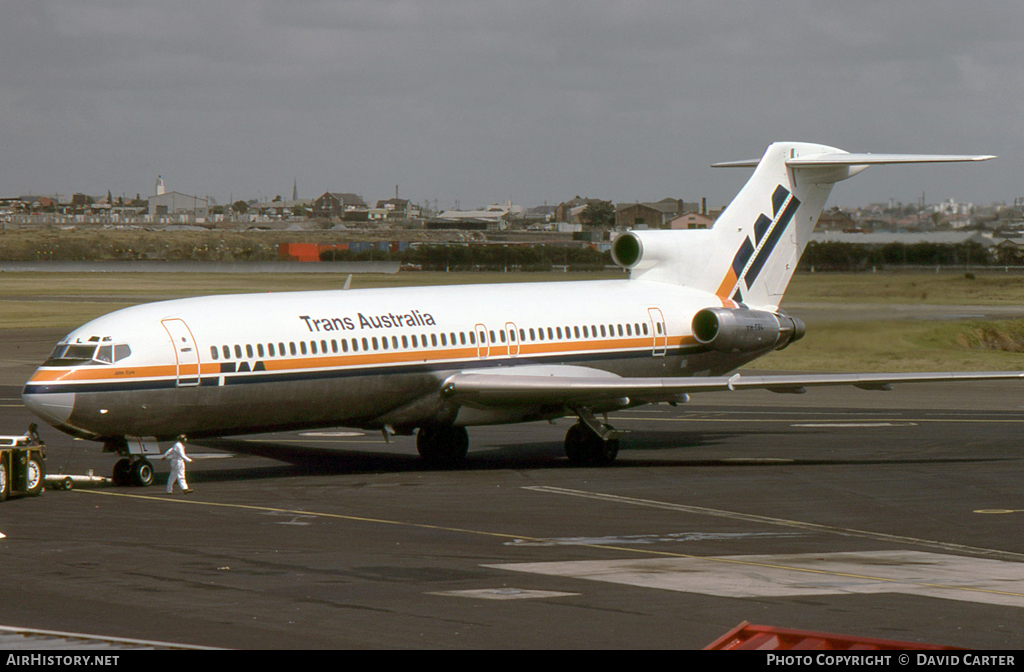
[0, 457, 8, 502]
[416, 425, 469, 467]
[112, 458, 132, 486]
[131, 459, 155, 487]
[24, 456, 43, 495]
[564, 422, 619, 467]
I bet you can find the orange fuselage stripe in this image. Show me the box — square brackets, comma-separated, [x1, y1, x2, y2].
[28, 336, 698, 385]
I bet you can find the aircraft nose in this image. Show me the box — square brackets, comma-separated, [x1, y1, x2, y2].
[21, 387, 76, 428]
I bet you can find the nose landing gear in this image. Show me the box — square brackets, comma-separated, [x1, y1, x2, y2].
[111, 457, 155, 487]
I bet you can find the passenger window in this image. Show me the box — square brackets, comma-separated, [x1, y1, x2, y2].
[300, 342, 307, 355]
[411, 335, 418, 348]
[268, 343, 276, 357]
[402, 335, 408, 348]
[234, 345, 243, 359]
[342, 339, 349, 353]
[499, 330, 506, 343]
[310, 341, 317, 355]
[331, 340, 338, 353]
[279, 342, 286, 355]
[460, 332, 466, 345]
[392, 336, 399, 349]
[489, 330, 495, 343]
[519, 329, 525, 341]
[440, 333, 447, 346]
[321, 340, 328, 353]
[257, 343, 265, 357]
[381, 337, 388, 350]
[537, 329, 544, 341]
[372, 337, 379, 351]
[529, 328, 536, 341]
[289, 342, 297, 356]
[574, 326, 580, 338]
[211, 346, 219, 360]
[642, 323, 649, 335]
[600, 325, 606, 337]
[431, 334, 438, 347]
[556, 327, 563, 339]
[245, 344, 253, 358]
[547, 327, 554, 340]
[617, 325, 623, 337]
[657, 323, 663, 334]
[223, 345, 231, 359]
[469, 332, 476, 345]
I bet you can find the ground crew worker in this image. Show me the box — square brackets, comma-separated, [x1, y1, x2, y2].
[161, 434, 193, 494]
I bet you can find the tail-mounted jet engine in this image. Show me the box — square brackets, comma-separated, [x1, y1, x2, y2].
[692, 307, 805, 353]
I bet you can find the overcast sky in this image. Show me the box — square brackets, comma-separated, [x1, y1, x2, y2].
[2, 1, 1021, 210]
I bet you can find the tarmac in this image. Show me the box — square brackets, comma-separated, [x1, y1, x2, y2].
[2, 350, 1023, 648]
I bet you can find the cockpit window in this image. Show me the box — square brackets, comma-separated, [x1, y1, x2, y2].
[44, 344, 96, 366]
[43, 342, 132, 367]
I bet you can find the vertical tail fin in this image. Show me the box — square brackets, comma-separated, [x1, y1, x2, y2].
[611, 142, 994, 311]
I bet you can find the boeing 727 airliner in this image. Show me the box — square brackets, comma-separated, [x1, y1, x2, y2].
[21, 142, 1021, 486]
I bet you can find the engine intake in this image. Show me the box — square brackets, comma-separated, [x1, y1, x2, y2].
[692, 308, 805, 353]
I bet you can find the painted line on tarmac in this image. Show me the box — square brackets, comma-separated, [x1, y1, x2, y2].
[523, 486, 1024, 563]
[76, 490, 1024, 603]
[487, 551, 1024, 608]
[791, 422, 917, 428]
[75, 489, 544, 543]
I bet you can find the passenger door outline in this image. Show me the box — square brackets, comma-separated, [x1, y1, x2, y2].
[505, 322, 519, 357]
[647, 307, 667, 357]
[161, 318, 201, 387]
[475, 324, 490, 359]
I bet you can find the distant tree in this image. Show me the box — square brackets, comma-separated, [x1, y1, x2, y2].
[579, 200, 615, 230]
[232, 200, 249, 214]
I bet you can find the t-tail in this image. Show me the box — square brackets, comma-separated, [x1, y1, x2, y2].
[611, 142, 994, 311]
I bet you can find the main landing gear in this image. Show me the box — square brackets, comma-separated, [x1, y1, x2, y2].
[112, 456, 155, 487]
[564, 407, 620, 467]
[416, 425, 469, 467]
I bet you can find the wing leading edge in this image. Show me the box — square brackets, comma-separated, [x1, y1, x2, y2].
[442, 369, 1024, 406]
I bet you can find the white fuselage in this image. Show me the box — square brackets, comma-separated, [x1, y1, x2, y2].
[21, 277, 754, 443]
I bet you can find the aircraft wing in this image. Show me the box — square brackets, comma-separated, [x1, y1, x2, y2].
[442, 368, 1024, 406]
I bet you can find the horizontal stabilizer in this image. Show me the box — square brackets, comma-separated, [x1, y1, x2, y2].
[713, 153, 995, 168]
[787, 153, 996, 167]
